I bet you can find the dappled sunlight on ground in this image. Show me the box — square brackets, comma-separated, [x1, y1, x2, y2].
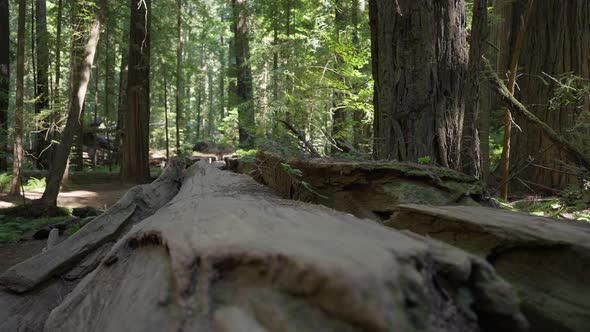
[0, 182, 133, 210]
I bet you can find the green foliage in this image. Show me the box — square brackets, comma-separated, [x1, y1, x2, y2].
[281, 162, 303, 178]
[24, 177, 47, 192]
[0, 218, 64, 242]
[0, 173, 12, 192]
[236, 149, 258, 158]
[417, 156, 431, 165]
[67, 223, 81, 235]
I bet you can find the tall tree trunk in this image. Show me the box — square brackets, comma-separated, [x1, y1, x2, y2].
[120, 0, 151, 183]
[369, 0, 468, 168]
[461, 0, 488, 178]
[0, 0, 8, 171]
[116, 39, 128, 166]
[499, 0, 590, 192]
[50, 0, 63, 167]
[34, 0, 50, 169]
[175, 0, 182, 155]
[164, 75, 170, 161]
[219, 35, 226, 121]
[232, 0, 255, 148]
[331, 0, 348, 153]
[38, 0, 105, 206]
[10, 0, 26, 196]
[104, 9, 111, 170]
[207, 64, 214, 138]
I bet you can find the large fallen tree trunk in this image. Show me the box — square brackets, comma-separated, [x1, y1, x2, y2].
[1, 161, 527, 331]
[0, 158, 186, 330]
[253, 151, 484, 220]
[387, 205, 590, 332]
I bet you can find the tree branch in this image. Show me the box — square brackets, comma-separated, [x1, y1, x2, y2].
[483, 57, 590, 171]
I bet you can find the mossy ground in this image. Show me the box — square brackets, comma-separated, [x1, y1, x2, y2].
[0, 205, 72, 243]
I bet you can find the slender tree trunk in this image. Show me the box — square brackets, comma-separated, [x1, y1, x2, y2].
[120, 0, 151, 183]
[0, 0, 8, 171]
[207, 63, 214, 138]
[104, 10, 111, 170]
[164, 76, 170, 161]
[53, 0, 63, 105]
[34, 0, 50, 169]
[369, 0, 468, 168]
[461, 0, 488, 178]
[10, 0, 26, 196]
[38, 0, 105, 207]
[50, 0, 63, 167]
[232, 0, 255, 148]
[175, 0, 183, 155]
[219, 35, 226, 121]
[116, 40, 128, 166]
[196, 44, 204, 140]
[331, 0, 348, 153]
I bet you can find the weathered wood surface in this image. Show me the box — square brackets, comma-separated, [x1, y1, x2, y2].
[42, 162, 527, 332]
[0, 158, 186, 331]
[254, 152, 483, 220]
[387, 204, 590, 332]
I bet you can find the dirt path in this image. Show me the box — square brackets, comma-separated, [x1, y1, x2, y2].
[0, 182, 133, 210]
[0, 181, 134, 274]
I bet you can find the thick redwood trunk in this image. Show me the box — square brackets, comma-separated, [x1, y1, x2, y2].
[120, 0, 151, 183]
[369, 0, 468, 168]
[500, 0, 590, 191]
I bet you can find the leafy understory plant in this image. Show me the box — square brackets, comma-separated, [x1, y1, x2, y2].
[280, 162, 327, 199]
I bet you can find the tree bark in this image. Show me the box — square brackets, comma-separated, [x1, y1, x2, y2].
[498, 0, 590, 191]
[0, 0, 8, 171]
[120, 0, 151, 183]
[115, 35, 129, 166]
[175, 0, 183, 155]
[369, 0, 468, 168]
[164, 76, 170, 161]
[10, 0, 26, 196]
[38, 0, 105, 207]
[232, 0, 255, 148]
[34, 0, 50, 169]
[461, 0, 488, 178]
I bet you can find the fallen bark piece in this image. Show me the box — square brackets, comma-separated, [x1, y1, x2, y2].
[0, 157, 185, 294]
[45, 162, 527, 332]
[254, 151, 484, 220]
[386, 204, 590, 332]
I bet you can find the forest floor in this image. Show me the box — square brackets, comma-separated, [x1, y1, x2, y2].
[0, 178, 134, 274]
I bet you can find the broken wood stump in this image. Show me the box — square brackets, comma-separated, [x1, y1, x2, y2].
[254, 151, 483, 220]
[386, 204, 590, 332]
[1, 161, 527, 332]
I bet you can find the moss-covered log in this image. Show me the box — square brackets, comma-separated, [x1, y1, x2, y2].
[253, 151, 483, 220]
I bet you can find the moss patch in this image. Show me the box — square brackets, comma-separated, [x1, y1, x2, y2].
[0, 205, 73, 243]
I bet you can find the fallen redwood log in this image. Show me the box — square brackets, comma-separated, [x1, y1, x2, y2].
[387, 205, 590, 332]
[0, 158, 186, 331]
[254, 151, 483, 220]
[1, 161, 527, 331]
